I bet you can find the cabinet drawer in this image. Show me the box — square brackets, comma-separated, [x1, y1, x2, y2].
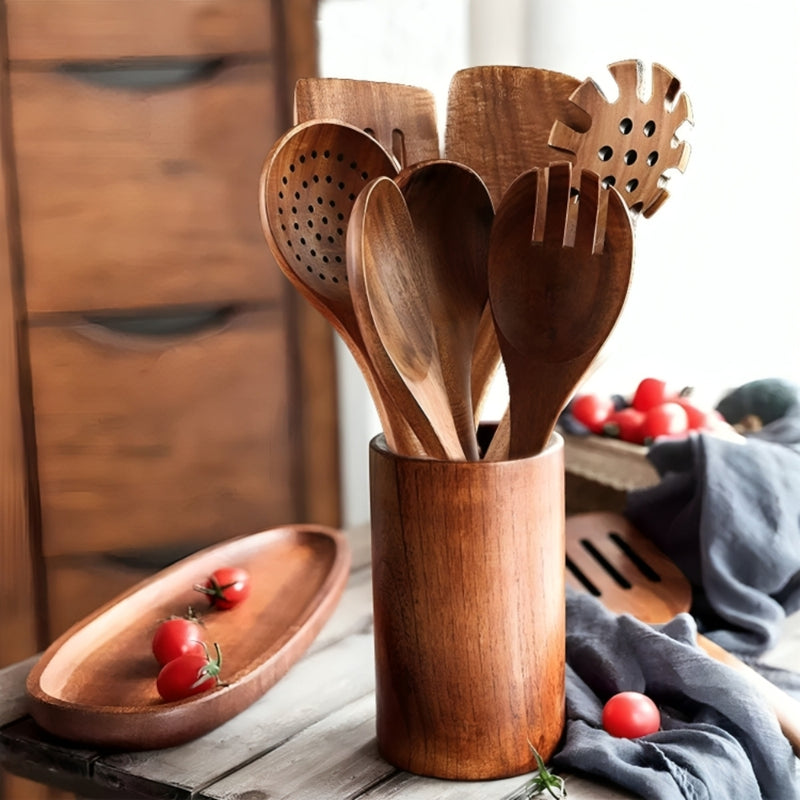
[44, 544, 204, 641]
[6, 0, 274, 62]
[29, 306, 296, 558]
[13, 61, 283, 313]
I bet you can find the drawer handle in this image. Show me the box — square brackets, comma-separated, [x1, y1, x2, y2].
[58, 57, 226, 91]
[82, 306, 236, 338]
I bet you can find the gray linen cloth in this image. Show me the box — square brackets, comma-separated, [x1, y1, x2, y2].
[552, 592, 798, 800]
[624, 405, 800, 655]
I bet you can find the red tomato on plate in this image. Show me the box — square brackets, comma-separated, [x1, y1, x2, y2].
[195, 566, 251, 610]
[602, 691, 661, 738]
[156, 642, 223, 702]
[152, 615, 206, 666]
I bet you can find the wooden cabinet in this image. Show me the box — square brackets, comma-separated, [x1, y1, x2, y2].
[0, 0, 340, 657]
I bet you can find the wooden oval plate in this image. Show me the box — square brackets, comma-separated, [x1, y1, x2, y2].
[26, 524, 351, 750]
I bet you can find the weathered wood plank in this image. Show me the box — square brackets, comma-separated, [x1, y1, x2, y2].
[0, 656, 36, 725]
[93, 632, 375, 798]
[198, 693, 393, 800]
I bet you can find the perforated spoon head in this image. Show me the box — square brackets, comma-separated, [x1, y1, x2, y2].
[260, 120, 429, 455]
[260, 119, 400, 322]
[488, 162, 634, 458]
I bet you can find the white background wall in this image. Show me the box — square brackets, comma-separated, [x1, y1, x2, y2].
[317, 0, 800, 526]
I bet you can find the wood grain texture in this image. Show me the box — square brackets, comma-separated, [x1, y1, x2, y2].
[0, 26, 39, 667]
[566, 512, 800, 757]
[29, 307, 294, 559]
[369, 434, 565, 779]
[445, 66, 585, 422]
[294, 77, 440, 168]
[27, 525, 351, 750]
[5, 0, 274, 61]
[347, 177, 466, 460]
[12, 61, 281, 313]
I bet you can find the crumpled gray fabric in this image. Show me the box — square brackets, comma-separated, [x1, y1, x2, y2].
[624, 406, 800, 655]
[554, 592, 799, 800]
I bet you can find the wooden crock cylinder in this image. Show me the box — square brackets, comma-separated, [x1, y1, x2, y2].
[368, 432, 566, 780]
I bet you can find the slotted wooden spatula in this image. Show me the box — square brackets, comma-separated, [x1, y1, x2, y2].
[565, 512, 800, 756]
[294, 77, 440, 168]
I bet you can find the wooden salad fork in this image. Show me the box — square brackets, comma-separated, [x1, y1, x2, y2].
[486, 163, 634, 460]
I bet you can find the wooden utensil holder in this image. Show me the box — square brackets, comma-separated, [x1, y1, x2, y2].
[368, 433, 566, 780]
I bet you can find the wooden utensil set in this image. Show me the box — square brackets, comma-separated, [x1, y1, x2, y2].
[260, 60, 692, 463]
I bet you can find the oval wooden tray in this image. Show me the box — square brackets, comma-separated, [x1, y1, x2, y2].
[26, 524, 351, 750]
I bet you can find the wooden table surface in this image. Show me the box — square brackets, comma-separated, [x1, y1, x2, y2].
[3, 521, 798, 800]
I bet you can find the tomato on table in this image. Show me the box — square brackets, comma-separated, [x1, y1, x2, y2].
[195, 566, 251, 610]
[602, 691, 661, 738]
[156, 642, 223, 702]
[152, 612, 206, 666]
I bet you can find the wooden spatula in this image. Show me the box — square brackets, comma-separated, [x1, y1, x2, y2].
[294, 77, 440, 168]
[445, 66, 586, 425]
[565, 511, 800, 756]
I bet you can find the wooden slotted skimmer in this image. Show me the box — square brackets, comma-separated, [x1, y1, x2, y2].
[259, 119, 446, 458]
[548, 59, 693, 218]
[566, 512, 800, 756]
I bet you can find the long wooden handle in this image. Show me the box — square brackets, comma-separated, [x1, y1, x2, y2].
[697, 633, 800, 757]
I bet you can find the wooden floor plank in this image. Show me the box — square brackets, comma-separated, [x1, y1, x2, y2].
[94, 632, 376, 798]
[198, 693, 393, 800]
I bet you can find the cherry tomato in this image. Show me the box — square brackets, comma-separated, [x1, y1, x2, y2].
[152, 613, 206, 666]
[603, 407, 646, 444]
[156, 642, 223, 701]
[641, 401, 689, 441]
[674, 396, 714, 431]
[602, 691, 661, 738]
[631, 378, 671, 412]
[195, 566, 251, 610]
[570, 393, 615, 434]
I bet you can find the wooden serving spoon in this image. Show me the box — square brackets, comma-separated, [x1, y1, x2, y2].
[486, 163, 634, 460]
[293, 77, 440, 168]
[395, 160, 494, 461]
[445, 66, 586, 421]
[259, 119, 435, 457]
[565, 512, 800, 757]
[549, 60, 693, 219]
[347, 176, 466, 461]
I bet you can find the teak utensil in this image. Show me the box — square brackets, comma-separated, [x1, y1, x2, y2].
[395, 160, 494, 461]
[445, 66, 586, 420]
[347, 176, 466, 461]
[259, 119, 426, 456]
[565, 512, 800, 757]
[486, 163, 634, 460]
[294, 77, 440, 168]
[549, 60, 693, 218]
